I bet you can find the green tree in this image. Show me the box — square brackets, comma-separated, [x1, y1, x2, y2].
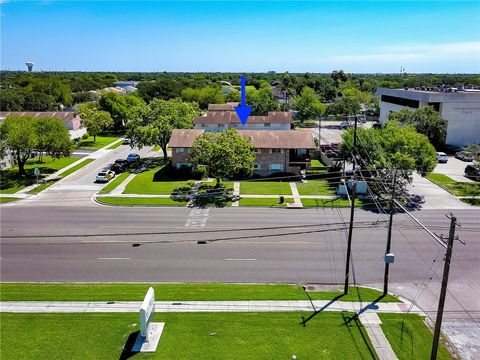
[292, 87, 326, 121]
[34, 117, 74, 162]
[126, 98, 200, 159]
[247, 87, 280, 116]
[98, 92, 145, 130]
[326, 97, 361, 116]
[0, 115, 38, 176]
[77, 105, 113, 142]
[341, 121, 437, 174]
[180, 87, 225, 110]
[330, 70, 348, 88]
[224, 90, 240, 102]
[0, 89, 25, 111]
[388, 106, 447, 148]
[188, 129, 256, 186]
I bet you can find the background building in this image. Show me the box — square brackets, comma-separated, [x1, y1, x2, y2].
[376, 87, 480, 147]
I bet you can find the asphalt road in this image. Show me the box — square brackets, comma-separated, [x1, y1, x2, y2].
[1, 203, 479, 322]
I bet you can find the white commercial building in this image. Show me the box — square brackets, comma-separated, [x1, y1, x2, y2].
[376, 88, 480, 147]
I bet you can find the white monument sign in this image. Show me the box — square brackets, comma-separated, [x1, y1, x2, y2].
[132, 287, 165, 352]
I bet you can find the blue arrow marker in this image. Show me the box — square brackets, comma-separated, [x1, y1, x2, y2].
[235, 74, 252, 126]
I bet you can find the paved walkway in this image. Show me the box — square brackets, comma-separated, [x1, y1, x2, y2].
[359, 312, 398, 360]
[288, 182, 303, 208]
[232, 182, 240, 207]
[0, 300, 422, 314]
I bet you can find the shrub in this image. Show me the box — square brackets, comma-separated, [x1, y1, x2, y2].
[82, 133, 89, 139]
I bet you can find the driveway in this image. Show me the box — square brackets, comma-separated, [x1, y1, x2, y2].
[434, 156, 475, 183]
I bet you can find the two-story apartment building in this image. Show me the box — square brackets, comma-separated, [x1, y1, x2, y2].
[169, 129, 315, 176]
[169, 104, 315, 176]
[193, 103, 292, 131]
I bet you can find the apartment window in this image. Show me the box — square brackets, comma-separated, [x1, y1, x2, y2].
[270, 148, 282, 154]
[269, 164, 283, 171]
[218, 124, 225, 128]
[175, 148, 186, 153]
[201, 124, 207, 128]
[253, 163, 261, 170]
[253, 148, 262, 154]
[264, 123, 271, 127]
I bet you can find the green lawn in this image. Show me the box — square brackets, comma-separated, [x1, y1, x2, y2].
[0, 197, 18, 204]
[123, 163, 196, 194]
[240, 181, 292, 195]
[57, 158, 95, 177]
[296, 179, 335, 195]
[302, 198, 359, 207]
[239, 197, 294, 207]
[96, 196, 187, 206]
[310, 159, 324, 167]
[98, 172, 130, 194]
[152, 145, 161, 151]
[426, 173, 480, 197]
[1, 312, 379, 360]
[0, 283, 398, 302]
[77, 136, 120, 150]
[0, 156, 78, 194]
[379, 313, 452, 360]
[106, 140, 124, 150]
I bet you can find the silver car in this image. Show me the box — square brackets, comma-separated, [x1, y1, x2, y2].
[96, 168, 115, 182]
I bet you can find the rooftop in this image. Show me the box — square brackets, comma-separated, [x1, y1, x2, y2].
[194, 108, 293, 125]
[0, 111, 81, 121]
[169, 129, 315, 149]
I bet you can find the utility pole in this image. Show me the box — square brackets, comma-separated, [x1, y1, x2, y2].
[383, 170, 397, 296]
[344, 116, 358, 295]
[430, 214, 457, 360]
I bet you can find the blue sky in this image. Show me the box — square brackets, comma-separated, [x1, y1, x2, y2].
[1, 1, 479, 73]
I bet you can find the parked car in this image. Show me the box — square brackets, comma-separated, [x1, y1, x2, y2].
[320, 144, 334, 152]
[455, 151, 474, 162]
[111, 159, 129, 173]
[126, 153, 140, 162]
[464, 165, 480, 181]
[330, 142, 340, 150]
[123, 138, 131, 145]
[436, 152, 448, 163]
[96, 168, 115, 182]
[339, 122, 352, 130]
[325, 150, 340, 159]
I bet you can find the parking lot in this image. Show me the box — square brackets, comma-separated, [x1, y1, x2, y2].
[434, 155, 475, 182]
[304, 120, 375, 146]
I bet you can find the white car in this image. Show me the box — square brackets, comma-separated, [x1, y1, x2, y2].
[96, 168, 115, 182]
[436, 152, 448, 163]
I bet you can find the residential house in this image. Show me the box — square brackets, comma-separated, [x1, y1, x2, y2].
[0, 111, 87, 140]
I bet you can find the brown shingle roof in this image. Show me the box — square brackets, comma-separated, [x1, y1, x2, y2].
[207, 102, 239, 111]
[193, 110, 292, 125]
[238, 130, 315, 149]
[168, 129, 205, 147]
[169, 129, 315, 149]
[0, 111, 79, 121]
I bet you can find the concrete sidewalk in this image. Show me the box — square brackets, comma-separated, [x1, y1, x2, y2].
[0, 300, 422, 314]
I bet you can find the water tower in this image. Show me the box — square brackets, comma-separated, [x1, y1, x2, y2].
[25, 62, 34, 72]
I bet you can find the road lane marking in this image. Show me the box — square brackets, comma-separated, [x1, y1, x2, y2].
[184, 208, 210, 228]
[224, 258, 257, 261]
[97, 257, 131, 260]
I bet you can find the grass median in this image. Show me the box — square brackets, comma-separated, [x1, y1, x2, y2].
[425, 173, 480, 197]
[238, 197, 293, 207]
[0, 197, 18, 204]
[379, 313, 452, 360]
[1, 312, 378, 360]
[240, 181, 292, 195]
[0, 283, 399, 302]
[98, 172, 130, 194]
[96, 196, 187, 206]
